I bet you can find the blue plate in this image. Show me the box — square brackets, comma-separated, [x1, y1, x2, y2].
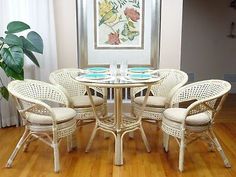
[87, 67, 109, 73]
[82, 73, 109, 80]
[128, 73, 152, 80]
[128, 67, 150, 73]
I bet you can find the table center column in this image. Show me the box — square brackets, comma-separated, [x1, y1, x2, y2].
[114, 87, 123, 165]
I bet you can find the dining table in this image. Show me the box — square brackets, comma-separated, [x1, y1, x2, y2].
[72, 68, 163, 165]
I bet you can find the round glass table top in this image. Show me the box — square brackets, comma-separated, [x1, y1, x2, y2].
[72, 69, 164, 88]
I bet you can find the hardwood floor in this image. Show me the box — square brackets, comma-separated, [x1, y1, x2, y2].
[0, 95, 236, 177]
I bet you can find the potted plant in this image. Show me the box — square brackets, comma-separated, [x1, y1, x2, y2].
[0, 21, 43, 100]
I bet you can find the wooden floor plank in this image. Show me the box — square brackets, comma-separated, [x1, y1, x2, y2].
[0, 94, 236, 177]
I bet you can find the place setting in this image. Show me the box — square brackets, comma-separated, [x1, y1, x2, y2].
[76, 65, 161, 84]
[76, 66, 114, 83]
[122, 66, 162, 83]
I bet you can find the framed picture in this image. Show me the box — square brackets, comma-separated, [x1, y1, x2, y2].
[76, 0, 161, 67]
[95, 0, 144, 49]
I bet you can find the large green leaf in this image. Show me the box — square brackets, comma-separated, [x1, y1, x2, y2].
[0, 86, 9, 100]
[4, 66, 24, 80]
[4, 34, 23, 47]
[0, 61, 24, 80]
[0, 46, 24, 73]
[20, 36, 37, 52]
[5, 21, 30, 34]
[27, 31, 43, 54]
[23, 49, 40, 67]
[0, 60, 6, 69]
[20, 32, 43, 54]
[0, 37, 4, 42]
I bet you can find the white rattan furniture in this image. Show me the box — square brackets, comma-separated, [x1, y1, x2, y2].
[131, 69, 188, 122]
[161, 79, 231, 172]
[6, 79, 77, 172]
[49, 68, 107, 126]
[74, 71, 163, 165]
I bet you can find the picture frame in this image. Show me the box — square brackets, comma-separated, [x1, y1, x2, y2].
[94, 0, 144, 49]
[76, 0, 161, 68]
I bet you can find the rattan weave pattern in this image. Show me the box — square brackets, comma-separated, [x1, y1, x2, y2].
[6, 79, 77, 172]
[161, 79, 231, 172]
[49, 68, 108, 123]
[131, 69, 188, 121]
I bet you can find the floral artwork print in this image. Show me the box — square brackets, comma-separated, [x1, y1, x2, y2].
[95, 0, 144, 48]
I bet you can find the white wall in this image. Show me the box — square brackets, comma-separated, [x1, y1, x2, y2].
[159, 0, 183, 69]
[53, 0, 78, 68]
[181, 0, 236, 92]
[54, 0, 183, 70]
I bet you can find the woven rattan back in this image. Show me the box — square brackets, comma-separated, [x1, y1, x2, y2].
[49, 68, 107, 99]
[49, 68, 86, 97]
[171, 80, 231, 119]
[131, 69, 188, 101]
[151, 69, 188, 97]
[8, 80, 69, 120]
[8, 79, 69, 105]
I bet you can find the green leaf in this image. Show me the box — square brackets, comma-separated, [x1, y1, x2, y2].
[4, 34, 23, 47]
[0, 60, 24, 80]
[5, 21, 30, 34]
[0, 46, 24, 73]
[20, 31, 43, 54]
[128, 21, 135, 28]
[120, 38, 128, 42]
[121, 24, 129, 36]
[3, 64, 24, 80]
[0, 86, 9, 100]
[6, 67, 24, 80]
[0, 37, 4, 42]
[127, 31, 139, 41]
[133, 2, 140, 8]
[23, 49, 40, 67]
[27, 31, 43, 54]
[0, 60, 6, 69]
[20, 36, 37, 52]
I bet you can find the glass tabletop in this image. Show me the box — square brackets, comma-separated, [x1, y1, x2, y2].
[72, 69, 164, 88]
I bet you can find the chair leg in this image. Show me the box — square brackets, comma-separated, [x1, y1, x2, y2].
[23, 135, 33, 152]
[163, 132, 170, 152]
[208, 129, 231, 168]
[103, 132, 110, 139]
[6, 129, 30, 167]
[67, 133, 77, 152]
[114, 133, 123, 165]
[128, 132, 134, 139]
[53, 142, 60, 173]
[85, 125, 98, 152]
[140, 126, 151, 152]
[128, 111, 135, 139]
[179, 132, 185, 172]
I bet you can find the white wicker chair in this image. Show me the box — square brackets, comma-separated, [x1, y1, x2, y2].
[49, 68, 107, 126]
[6, 79, 77, 172]
[131, 69, 188, 122]
[161, 80, 231, 172]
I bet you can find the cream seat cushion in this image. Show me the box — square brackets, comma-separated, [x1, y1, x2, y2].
[71, 96, 104, 108]
[163, 108, 211, 126]
[134, 96, 167, 108]
[26, 108, 76, 125]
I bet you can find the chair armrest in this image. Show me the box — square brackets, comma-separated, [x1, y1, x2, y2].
[130, 87, 148, 102]
[50, 83, 74, 107]
[170, 84, 198, 106]
[12, 94, 58, 123]
[24, 79, 70, 107]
